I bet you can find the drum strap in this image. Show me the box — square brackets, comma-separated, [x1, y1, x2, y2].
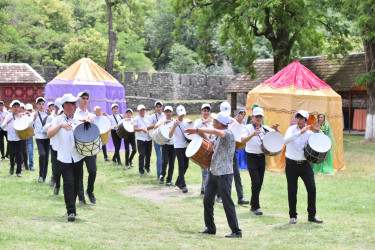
[38, 112, 47, 126]
[113, 114, 119, 124]
[139, 116, 148, 128]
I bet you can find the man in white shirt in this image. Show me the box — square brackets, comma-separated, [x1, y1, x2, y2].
[194, 103, 213, 195]
[155, 106, 175, 186]
[47, 93, 88, 222]
[169, 105, 191, 193]
[284, 110, 323, 224]
[150, 101, 166, 181]
[109, 103, 124, 165]
[33, 97, 50, 183]
[123, 108, 136, 168]
[133, 104, 153, 177]
[0, 101, 9, 160]
[75, 91, 97, 205]
[1, 100, 28, 177]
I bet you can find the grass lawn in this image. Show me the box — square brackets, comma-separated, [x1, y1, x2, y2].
[0, 120, 374, 248]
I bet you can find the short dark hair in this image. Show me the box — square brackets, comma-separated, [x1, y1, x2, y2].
[296, 114, 307, 121]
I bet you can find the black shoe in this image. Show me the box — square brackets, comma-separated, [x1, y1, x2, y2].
[130, 162, 134, 168]
[145, 169, 151, 174]
[308, 216, 323, 224]
[238, 198, 250, 205]
[17, 173, 22, 177]
[225, 232, 242, 238]
[125, 164, 130, 169]
[67, 213, 76, 222]
[79, 199, 86, 205]
[49, 177, 55, 187]
[38, 177, 44, 183]
[289, 218, 297, 224]
[117, 162, 123, 166]
[216, 197, 222, 203]
[25, 165, 29, 170]
[182, 186, 188, 193]
[175, 182, 182, 189]
[139, 173, 144, 177]
[112, 159, 117, 164]
[198, 228, 216, 235]
[54, 187, 60, 195]
[200, 190, 205, 195]
[0, 157, 4, 161]
[86, 191, 96, 204]
[159, 176, 164, 184]
[9, 169, 14, 175]
[104, 158, 110, 162]
[29, 167, 35, 171]
[166, 182, 174, 186]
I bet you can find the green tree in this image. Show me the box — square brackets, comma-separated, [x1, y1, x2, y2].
[172, 0, 351, 74]
[168, 43, 198, 73]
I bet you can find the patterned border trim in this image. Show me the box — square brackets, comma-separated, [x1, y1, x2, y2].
[246, 106, 343, 117]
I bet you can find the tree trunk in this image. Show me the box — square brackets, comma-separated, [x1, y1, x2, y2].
[270, 36, 293, 74]
[363, 39, 375, 141]
[105, 0, 118, 75]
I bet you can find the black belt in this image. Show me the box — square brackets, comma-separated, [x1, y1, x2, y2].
[286, 158, 307, 165]
[247, 152, 265, 157]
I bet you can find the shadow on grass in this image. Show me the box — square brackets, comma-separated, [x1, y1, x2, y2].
[33, 215, 88, 224]
[272, 222, 323, 231]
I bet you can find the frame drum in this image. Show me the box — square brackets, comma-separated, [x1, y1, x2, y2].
[185, 136, 214, 169]
[13, 115, 34, 140]
[93, 116, 111, 145]
[74, 122, 102, 156]
[304, 133, 331, 164]
[153, 124, 172, 145]
[116, 120, 134, 139]
[261, 131, 285, 156]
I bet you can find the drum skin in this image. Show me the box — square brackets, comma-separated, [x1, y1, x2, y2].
[93, 116, 111, 145]
[13, 116, 34, 140]
[304, 133, 331, 164]
[153, 124, 172, 145]
[261, 131, 285, 156]
[74, 122, 101, 156]
[117, 121, 134, 139]
[186, 136, 213, 169]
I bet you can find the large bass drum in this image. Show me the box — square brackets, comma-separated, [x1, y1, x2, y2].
[14, 115, 34, 140]
[117, 120, 134, 139]
[93, 116, 111, 145]
[185, 136, 214, 169]
[261, 131, 285, 156]
[304, 133, 331, 164]
[153, 124, 173, 145]
[74, 122, 102, 156]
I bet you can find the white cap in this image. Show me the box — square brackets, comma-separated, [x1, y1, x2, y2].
[176, 105, 186, 116]
[252, 107, 264, 117]
[111, 103, 119, 109]
[10, 100, 21, 107]
[201, 103, 212, 110]
[215, 112, 230, 126]
[220, 101, 231, 115]
[61, 93, 78, 104]
[77, 90, 90, 98]
[164, 106, 173, 112]
[93, 106, 101, 111]
[25, 103, 33, 111]
[125, 108, 133, 113]
[295, 110, 309, 120]
[137, 104, 146, 111]
[154, 101, 163, 107]
[55, 98, 62, 109]
[0, 101, 4, 105]
[47, 101, 54, 107]
[36, 97, 45, 103]
[20, 103, 25, 108]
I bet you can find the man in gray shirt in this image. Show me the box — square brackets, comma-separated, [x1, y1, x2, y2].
[185, 112, 242, 238]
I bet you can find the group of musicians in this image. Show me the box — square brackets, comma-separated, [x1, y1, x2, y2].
[0, 92, 324, 235]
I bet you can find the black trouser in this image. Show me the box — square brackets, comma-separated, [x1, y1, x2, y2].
[8, 140, 22, 174]
[218, 154, 244, 200]
[36, 138, 50, 180]
[125, 133, 136, 165]
[0, 130, 8, 158]
[51, 148, 61, 189]
[21, 139, 28, 168]
[204, 171, 241, 234]
[111, 130, 122, 163]
[137, 139, 152, 173]
[247, 153, 266, 210]
[161, 144, 176, 183]
[60, 159, 83, 215]
[78, 156, 97, 200]
[175, 148, 189, 188]
[285, 158, 316, 219]
[102, 145, 108, 159]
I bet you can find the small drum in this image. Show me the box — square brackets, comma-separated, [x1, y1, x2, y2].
[185, 136, 214, 169]
[14, 115, 34, 140]
[74, 122, 102, 156]
[153, 124, 172, 145]
[116, 120, 134, 138]
[183, 121, 196, 142]
[235, 141, 246, 150]
[230, 123, 245, 142]
[304, 133, 331, 164]
[93, 116, 111, 145]
[261, 131, 285, 156]
[148, 129, 154, 140]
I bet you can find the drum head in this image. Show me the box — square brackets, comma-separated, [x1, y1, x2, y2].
[184, 122, 196, 140]
[231, 123, 244, 142]
[160, 124, 172, 139]
[262, 131, 285, 153]
[123, 121, 134, 132]
[14, 115, 33, 130]
[186, 136, 203, 158]
[74, 123, 100, 143]
[308, 133, 331, 153]
[93, 116, 111, 134]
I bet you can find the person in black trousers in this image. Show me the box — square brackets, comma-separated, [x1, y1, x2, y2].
[123, 108, 136, 168]
[0, 101, 9, 160]
[109, 103, 124, 165]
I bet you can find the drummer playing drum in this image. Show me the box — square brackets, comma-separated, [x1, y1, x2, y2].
[284, 110, 323, 224]
[109, 103, 124, 166]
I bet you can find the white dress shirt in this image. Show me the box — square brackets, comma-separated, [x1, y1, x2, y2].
[43, 114, 59, 149]
[156, 117, 175, 145]
[242, 124, 273, 154]
[1, 113, 32, 141]
[51, 114, 85, 163]
[0, 110, 9, 131]
[33, 111, 49, 139]
[109, 114, 123, 130]
[75, 108, 93, 120]
[151, 112, 166, 125]
[173, 120, 190, 148]
[284, 125, 321, 161]
[133, 115, 152, 141]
